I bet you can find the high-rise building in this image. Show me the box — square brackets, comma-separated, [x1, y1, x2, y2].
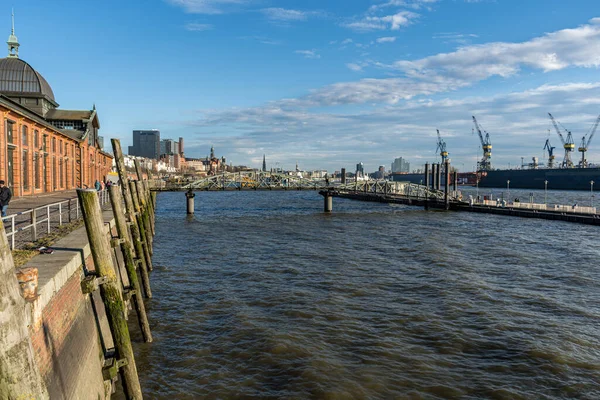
[356, 162, 364, 177]
[391, 157, 410, 173]
[262, 154, 267, 172]
[129, 130, 160, 159]
[178, 137, 184, 155]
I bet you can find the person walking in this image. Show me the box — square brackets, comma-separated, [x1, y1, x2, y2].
[94, 180, 101, 191]
[0, 180, 12, 217]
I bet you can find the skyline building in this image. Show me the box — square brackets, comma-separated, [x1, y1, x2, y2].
[356, 162, 364, 177]
[262, 154, 267, 172]
[392, 157, 410, 173]
[129, 129, 160, 159]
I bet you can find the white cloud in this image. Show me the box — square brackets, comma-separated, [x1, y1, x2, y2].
[394, 20, 600, 82]
[344, 11, 419, 32]
[341, 38, 354, 45]
[295, 50, 321, 59]
[185, 22, 213, 31]
[261, 8, 308, 22]
[166, 0, 251, 14]
[376, 36, 397, 43]
[347, 63, 363, 72]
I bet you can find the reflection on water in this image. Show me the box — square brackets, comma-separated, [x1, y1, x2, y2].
[122, 190, 600, 399]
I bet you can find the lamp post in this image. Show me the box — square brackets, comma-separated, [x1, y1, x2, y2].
[544, 180, 548, 205]
[591, 180, 594, 208]
[507, 180, 510, 203]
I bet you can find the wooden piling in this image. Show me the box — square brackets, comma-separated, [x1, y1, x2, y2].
[445, 160, 450, 210]
[77, 189, 143, 400]
[424, 163, 430, 210]
[136, 181, 154, 252]
[109, 186, 153, 343]
[133, 160, 155, 236]
[129, 181, 153, 271]
[111, 139, 153, 297]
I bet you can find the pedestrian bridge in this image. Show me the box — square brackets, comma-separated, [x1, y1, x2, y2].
[176, 171, 456, 200]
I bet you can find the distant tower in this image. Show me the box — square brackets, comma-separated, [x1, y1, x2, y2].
[210, 145, 215, 159]
[295, 161, 299, 172]
[262, 154, 267, 172]
[7, 9, 19, 58]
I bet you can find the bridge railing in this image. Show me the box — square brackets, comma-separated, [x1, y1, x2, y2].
[183, 171, 331, 190]
[338, 180, 455, 201]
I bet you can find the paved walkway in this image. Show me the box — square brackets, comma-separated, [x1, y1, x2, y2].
[8, 191, 79, 215]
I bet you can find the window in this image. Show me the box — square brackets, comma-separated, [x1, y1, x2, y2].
[6, 120, 14, 144]
[34, 130, 39, 149]
[59, 140, 63, 155]
[34, 153, 41, 189]
[22, 150, 29, 190]
[52, 137, 56, 153]
[22, 125, 28, 146]
[42, 134, 48, 152]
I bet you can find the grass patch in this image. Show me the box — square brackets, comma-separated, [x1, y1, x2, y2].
[11, 220, 85, 268]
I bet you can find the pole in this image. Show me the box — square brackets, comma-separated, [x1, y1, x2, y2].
[111, 139, 153, 295]
[186, 189, 195, 214]
[444, 160, 450, 210]
[591, 181, 594, 208]
[109, 186, 152, 342]
[424, 163, 430, 210]
[324, 193, 332, 213]
[507, 180, 510, 203]
[129, 181, 153, 272]
[77, 189, 143, 399]
[341, 168, 346, 185]
[544, 180, 548, 206]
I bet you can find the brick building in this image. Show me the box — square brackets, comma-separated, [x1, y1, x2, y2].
[0, 17, 112, 198]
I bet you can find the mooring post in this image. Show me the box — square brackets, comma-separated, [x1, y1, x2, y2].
[109, 186, 153, 343]
[136, 181, 153, 252]
[324, 192, 333, 213]
[341, 168, 346, 184]
[77, 189, 143, 399]
[445, 160, 450, 210]
[0, 220, 48, 399]
[186, 189, 195, 214]
[453, 170, 458, 196]
[424, 163, 430, 210]
[437, 163, 442, 191]
[134, 160, 155, 236]
[130, 181, 153, 272]
[111, 139, 153, 296]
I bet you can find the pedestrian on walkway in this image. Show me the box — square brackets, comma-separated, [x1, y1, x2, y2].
[95, 180, 101, 191]
[0, 180, 12, 217]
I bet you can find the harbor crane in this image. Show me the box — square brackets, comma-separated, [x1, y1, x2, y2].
[548, 113, 575, 168]
[436, 129, 449, 163]
[543, 138, 556, 168]
[577, 114, 600, 168]
[472, 116, 492, 171]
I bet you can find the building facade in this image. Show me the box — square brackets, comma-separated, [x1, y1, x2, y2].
[392, 157, 410, 173]
[0, 21, 112, 198]
[129, 130, 160, 159]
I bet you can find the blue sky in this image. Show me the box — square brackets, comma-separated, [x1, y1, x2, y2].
[8, 0, 600, 172]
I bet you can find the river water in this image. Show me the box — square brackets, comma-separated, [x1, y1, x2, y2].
[125, 190, 600, 399]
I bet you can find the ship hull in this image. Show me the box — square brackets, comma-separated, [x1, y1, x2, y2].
[479, 168, 600, 190]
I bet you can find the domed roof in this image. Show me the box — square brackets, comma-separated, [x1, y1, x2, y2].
[0, 57, 55, 101]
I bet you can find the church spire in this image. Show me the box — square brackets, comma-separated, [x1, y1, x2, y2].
[7, 9, 19, 58]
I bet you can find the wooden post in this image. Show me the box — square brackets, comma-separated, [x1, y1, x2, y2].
[424, 163, 430, 210]
[445, 160, 450, 210]
[133, 160, 155, 236]
[111, 139, 153, 296]
[136, 181, 153, 252]
[77, 189, 143, 400]
[109, 186, 152, 343]
[129, 181, 153, 271]
[0, 217, 48, 399]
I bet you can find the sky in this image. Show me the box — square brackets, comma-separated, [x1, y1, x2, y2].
[7, 0, 600, 173]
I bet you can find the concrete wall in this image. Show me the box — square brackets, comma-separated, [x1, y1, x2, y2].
[21, 210, 117, 399]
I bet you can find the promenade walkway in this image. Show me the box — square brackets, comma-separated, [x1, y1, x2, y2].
[2, 189, 110, 250]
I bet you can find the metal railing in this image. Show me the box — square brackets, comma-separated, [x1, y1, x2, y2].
[1, 189, 110, 250]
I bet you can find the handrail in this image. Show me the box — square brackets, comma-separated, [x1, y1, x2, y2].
[1, 189, 110, 250]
